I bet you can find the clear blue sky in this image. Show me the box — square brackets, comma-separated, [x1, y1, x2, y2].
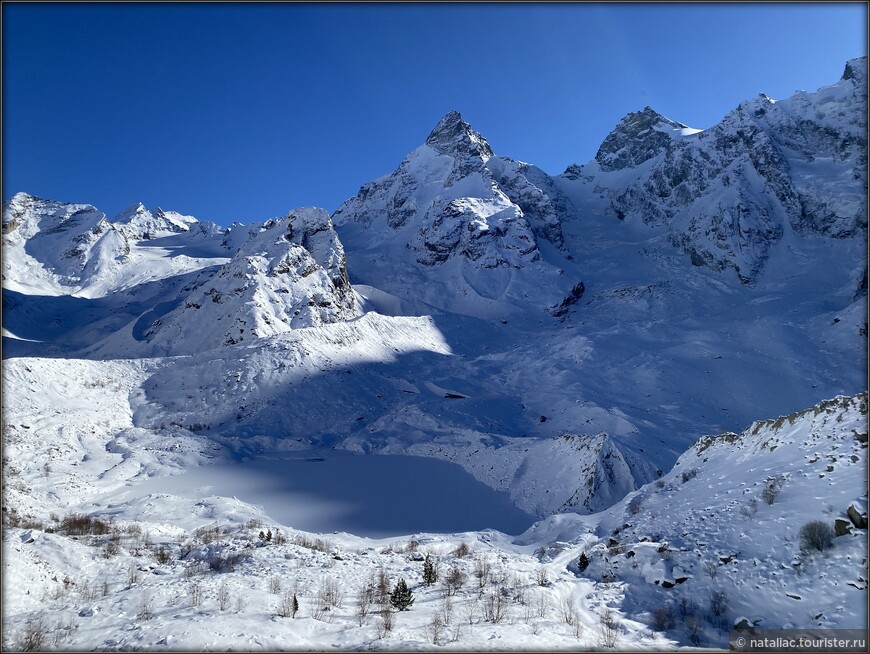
[3, 2, 866, 226]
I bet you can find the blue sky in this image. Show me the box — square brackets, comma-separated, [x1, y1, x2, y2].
[3, 2, 866, 226]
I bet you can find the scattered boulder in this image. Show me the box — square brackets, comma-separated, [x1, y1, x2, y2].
[834, 517, 853, 536]
[847, 502, 867, 529]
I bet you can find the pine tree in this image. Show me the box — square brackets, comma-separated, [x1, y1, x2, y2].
[292, 593, 299, 618]
[389, 578, 415, 611]
[578, 552, 589, 572]
[422, 553, 438, 586]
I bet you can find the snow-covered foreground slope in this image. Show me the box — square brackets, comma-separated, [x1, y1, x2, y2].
[3, 373, 865, 649]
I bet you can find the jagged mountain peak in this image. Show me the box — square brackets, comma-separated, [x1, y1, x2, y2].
[425, 110, 494, 160]
[842, 55, 867, 84]
[594, 106, 696, 172]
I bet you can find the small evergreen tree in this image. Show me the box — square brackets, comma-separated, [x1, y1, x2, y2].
[389, 578, 415, 611]
[422, 553, 438, 586]
[578, 552, 590, 572]
[292, 593, 299, 618]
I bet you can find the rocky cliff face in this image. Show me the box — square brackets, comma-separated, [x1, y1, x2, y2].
[140, 208, 358, 355]
[333, 111, 570, 272]
[2, 192, 130, 293]
[562, 56, 867, 284]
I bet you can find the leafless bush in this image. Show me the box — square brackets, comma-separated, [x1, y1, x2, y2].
[535, 566, 549, 586]
[426, 612, 445, 645]
[799, 520, 834, 553]
[685, 614, 704, 645]
[137, 595, 155, 621]
[318, 578, 343, 609]
[652, 605, 676, 631]
[218, 583, 230, 611]
[294, 534, 331, 552]
[14, 615, 47, 651]
[269, 576, 282, 594]
[127, 565, 139, 586]
[703, 561, 718, 580]
[189, 582, 202, 608]
[762, 475, 785, 505]
[599, 609, 619, 648]
[680, 468, 698, 483]
[236, 595, 247, 613]
[154, 545, 171, 564]
[709, 590, 727, 618]
[376, 607, 395, 638]
[376, 569, 391, 606]
[678, 597, 698, 619]
[536, 591, 550, 618]
[60, 513, 111, 536]
[561, 596, 579, 626]
[482, 590, 507, 624]
[628, 495, 643, 515]
[356, 581, 374, 626]
[474, 557, 491, 592]
[453, 541, 471, 558]
[208, 550, 251, 573]
[278, 591, 298, 618]
[444, 566, 467, 596]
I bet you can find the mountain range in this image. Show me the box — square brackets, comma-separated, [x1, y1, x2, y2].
[1, 56, 866, 650]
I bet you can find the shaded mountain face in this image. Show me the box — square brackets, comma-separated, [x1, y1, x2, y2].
[562, 56, 867, 283]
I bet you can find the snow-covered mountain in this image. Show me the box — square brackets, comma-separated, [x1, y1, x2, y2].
[1, 57, 866, 650]
[131, 208, 359, 356]
[333, 110, 576, 317]
[559, 56, 867, 284]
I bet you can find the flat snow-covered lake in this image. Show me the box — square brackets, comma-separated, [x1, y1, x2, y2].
[132, 451, 535, 538]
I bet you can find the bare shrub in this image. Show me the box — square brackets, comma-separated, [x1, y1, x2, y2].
[628, 495, 643, 515]
[376, 569, 391, 606]
[709, 590, 727, 618]
[127, 565, 139, 586]
[376, 607, 394, 639]
[762, 475, 785, 505]
[599, 609, 619, 648]
[137, 595, 155, 621]
[356, 581, 374, 626]
[652, 605, 676, 631]
[453, 542, 471, 558]
[14, 615, 47, 651]
[319, 578, 343, 609]
[294, 533, 331, 552]
[703, 561, 718, 580]
[685, 614, 704, 645]
[444, 566, 467, 596]
[799, 520, 834, 553]
[482, 590, 507, 624]
[60, 513, 111, 536]
[536, 591, 549, 618]
[154, 545, 171, 564]
[536, 566, 549, 586]
[278, 591, 298, 618]
[269, 576, 281, 594]
[189, 582, 202, 608]
[218, 583, 230, 611]
[474, 557, 491, 592]
[425, 612, 445, 645]
[680, 468, 698, 483]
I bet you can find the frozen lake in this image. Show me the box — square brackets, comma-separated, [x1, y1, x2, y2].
[131, 450, 536, 538]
